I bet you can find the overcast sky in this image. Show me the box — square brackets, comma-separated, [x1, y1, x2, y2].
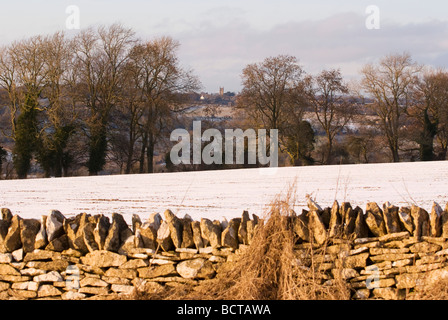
[0, 0, 447, 92]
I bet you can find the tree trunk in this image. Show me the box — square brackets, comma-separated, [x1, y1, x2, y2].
[139, 130, 148, 174]
[87, 129, 107, 176]
[419, 109, 437, 161]
[326, 136, 333, 165]
[146, 133, 155, 174]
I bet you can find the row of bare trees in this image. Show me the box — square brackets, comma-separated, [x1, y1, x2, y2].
[0, 24, 200, 178]
[1, 24, 448, 178]
[238, 53, 448, 165]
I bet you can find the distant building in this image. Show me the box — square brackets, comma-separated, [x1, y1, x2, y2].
[219, 87, 224, 96]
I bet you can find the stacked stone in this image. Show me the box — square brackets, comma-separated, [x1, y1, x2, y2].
[2, 199, 448, 300]
[0, 208, 256, 300]
[294, 199, 448, 244]
[352, 233, 448, 299]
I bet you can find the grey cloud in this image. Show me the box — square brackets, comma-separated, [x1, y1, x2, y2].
[175, 12, 448, 92]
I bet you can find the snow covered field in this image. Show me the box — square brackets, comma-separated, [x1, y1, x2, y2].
[0, 161, 447, 223]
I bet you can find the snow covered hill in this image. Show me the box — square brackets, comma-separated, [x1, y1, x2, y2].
[0, 161, 447, 223]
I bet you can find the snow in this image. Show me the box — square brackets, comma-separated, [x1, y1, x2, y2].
[0, 161, 447, 224]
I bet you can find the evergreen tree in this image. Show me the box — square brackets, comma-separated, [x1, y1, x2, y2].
[13, 94, 39, 179]
[0, 146, 7, 179]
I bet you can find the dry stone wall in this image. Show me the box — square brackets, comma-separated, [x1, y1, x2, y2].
[1, 199, 448, 300]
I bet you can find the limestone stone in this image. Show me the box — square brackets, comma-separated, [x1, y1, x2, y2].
[398, 207, 414, 235]
[392, 258, 413, 268]
[191, 220, 204, 250]
[79, 286, 110, 296]
[157, 220, 174, 252]
[46, 234, 69, 252]
[221, 218, 240, 249]
[339, 253, 369, 268]
[104, 267, 137, 279]
[138, 264, 178, 279]
[246, 219, 257, 245]
[378, 231, 410, 242]
[365, 202, 386, 237]
[118, 234, 138, 255]
[46, 210, 65, 242]
[62, 291, 86, 300]
[353, 206, 369, 239]
[138, 222, 157, 250]
[80, 277, 109, 287]
[34, 216, 48, 250]
[64, 213, 90, 254]
[20, 268, 46, 276]
[20, 219, 41, 253]
[0, 275, 31, 282]
[24, 249, 60, 262]
[0, 281, 10, 292]
[382, 202, 401, 234]
[309, 209, 327, 245]
[148, 212, 162, 231]
[341, 202, 356, 236]
[26, 260, 69, 272]
[0, 264, 20, 275]
[103, 216, 122, 253]
[396, 272, 425, 289]
[238, 211, 250, 245]
[37, 284, 63, 297]
[416, 255, 446, 265]
[111, 284, 134, 294]
[370, 253, 417, 263]
[101, 276, 131, 285]
[80, 250, 127, 268]
[307, 198, 322, 212]
[10, 281, 36, 291]
[0, 220, 9, 253]
[4, 215, 22, 252]
[353, 289, 370, 299]
[372, 287, 405, 300]
[119, 258, 148, 269]
[406, 262, 444, 273]
[147, 258, 175, 265]
[1, 208, 12, 223]
[328, 200, 342, 238]
[441, 203, 448, 238]
[176, 258, 216, 279]
[409, 242, 441, 253]
[180, 215, 195, 248]
[331, 268, 358, 280]
[429, 202, 443, 237]
[164, 209, 183, 249]
[132, 214, 141, 234]
[34, 271, 63, 283]
[0, 253, 12, 264]
[411, 205, 430, 239]
[370, 247, 409, 255]
[292, 214, 310, 242]
[10, 289, 37, 299]
[201, 218, 221, 248]
[93, 214, 110, 250]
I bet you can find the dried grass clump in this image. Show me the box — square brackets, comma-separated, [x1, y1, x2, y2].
[134, 187, 351, 300]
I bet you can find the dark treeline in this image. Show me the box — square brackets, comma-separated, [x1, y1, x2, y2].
[0, 24, 448, 179]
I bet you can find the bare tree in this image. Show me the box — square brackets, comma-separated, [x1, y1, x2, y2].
[361, 53, 421, 162]
[239, 55, 305, 131]
[408, 68, 448, 160]
[0, 36, 48, 178]
[36, 32, 80, 177]
[304, 69, 354, 164]
[130, 36, 201, 173]
[73, 23, 135, 175]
